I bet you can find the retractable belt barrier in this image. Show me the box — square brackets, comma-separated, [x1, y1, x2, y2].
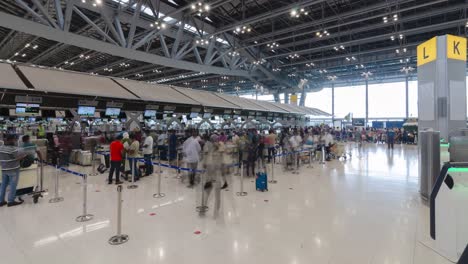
[98, 148, 314, 174]
[38, 160, 93, 222]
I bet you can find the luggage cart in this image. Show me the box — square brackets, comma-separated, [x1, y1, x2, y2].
[0, 160, 46, 204]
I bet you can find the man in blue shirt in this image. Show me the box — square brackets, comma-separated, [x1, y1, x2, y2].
[0, 134, 27, 207]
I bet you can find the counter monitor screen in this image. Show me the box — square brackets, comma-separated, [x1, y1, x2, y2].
[144, 110, 156, 117]
[203, 113, 211, 119]
[77, 106, 96, 116]
[190, 112, 199, 118]
[16, 103, 40, 114]
[105, 108, 121, 117]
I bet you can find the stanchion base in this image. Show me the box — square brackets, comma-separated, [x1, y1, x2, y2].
[292, 171, 300, 174]
[196, 205, 209, 213]
[127, 184, 138, 189]
[153, 193, 166, 198]
[76, 214, 94, 222]
[108, 234, 129, 245]
[49, 197, 64, 203]
[269, 180, 278, 184]
[307, 165, 313, 168]
[173, 175, 182, 179]
[319, 162, 326, 165]
[88, 173, 99, 176]
[236, 192, 248, 196]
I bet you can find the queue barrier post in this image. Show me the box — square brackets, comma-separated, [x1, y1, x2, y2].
[153, 155, 166, 199]
[89, 151, 99, 176]
[292, 151, 300, 174]
[49, 165, 64, 203]
[109, 185, 129, 245]
[76, 174, 94, 222]
[127, 157, 138, 189]
[320, 145, 326, 164]
[269, 156, 277, 184]
[196, 171, 209, 213]
[174, 151, 182, 179]
[236, 162, 248, 196]
[158, 150, 163, 173]
[307, 148, 314, 168]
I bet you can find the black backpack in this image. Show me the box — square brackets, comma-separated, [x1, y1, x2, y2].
[20, 155, 35, 168]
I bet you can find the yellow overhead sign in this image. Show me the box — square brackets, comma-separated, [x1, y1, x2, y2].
[446, 35, 466, 61]
[417, 37, 437, 66]
[290, 94, 298, 105]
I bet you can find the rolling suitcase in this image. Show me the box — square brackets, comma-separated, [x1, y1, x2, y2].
[78, 151, 92, 166]
[256, 171, 268, 192]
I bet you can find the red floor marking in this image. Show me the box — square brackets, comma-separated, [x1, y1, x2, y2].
[194, 231, 201, 235]
[149, 213, 156, 216]
[95, 190, 101, 192]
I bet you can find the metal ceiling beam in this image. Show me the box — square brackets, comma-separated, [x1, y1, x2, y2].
[73, 7, 119, 45]
[264, 18, 465, 59]
[243, 0, 448, 46]
[63, 0, 75, 32]
[0, 11, 253, 77]
[267, 3, 463, 51]
[210, 0, 327, 36]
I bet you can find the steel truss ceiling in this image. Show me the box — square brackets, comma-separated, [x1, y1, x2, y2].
[0, 0, 466, 97]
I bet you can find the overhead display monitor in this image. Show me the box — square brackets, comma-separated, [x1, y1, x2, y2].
[190, 112, 199, 118]
[105, 108, 121, 117]
[352, 118, 365, 126]
[77, 106, 96, 117]
[144, 110, 157, 117]
[16, 103, 40, 115]
[203, 113, 211, 119]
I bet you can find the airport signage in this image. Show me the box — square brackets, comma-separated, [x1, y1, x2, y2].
[352, 118, 365, 126]
[15, 95, 42, 103]
[417, 37, 437, 66]
[78, 100, 98, 106]
[106, 102, 124, 108]
[446, 35, 466, 61]
[145, 105, 159, 110]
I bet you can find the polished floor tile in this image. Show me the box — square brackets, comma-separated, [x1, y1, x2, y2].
[0, 143, 453, 264]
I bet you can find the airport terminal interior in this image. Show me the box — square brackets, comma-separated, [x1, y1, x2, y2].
[0, 0, 467, 263]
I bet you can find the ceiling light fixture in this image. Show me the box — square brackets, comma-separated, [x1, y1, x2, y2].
[150, 21, 167, 30]
[288, 53, 300, 59]
[233, 25, 252, 34]
[267, 42, 279, 50]
[195, 38, 209, 46]
[315, 30, 330, 38]
[290, 8, 308, 18]
[253, 59, 266, 65]
[191, 1, 210, 16]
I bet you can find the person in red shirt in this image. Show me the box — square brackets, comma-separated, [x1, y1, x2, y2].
[108, 135, 124, 185]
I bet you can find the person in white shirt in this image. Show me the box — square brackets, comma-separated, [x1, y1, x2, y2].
[142, 130, 154, 176]
[183, 130, 201, 187]
[323, 131, 335, 161]
[324, 132, 334, 146]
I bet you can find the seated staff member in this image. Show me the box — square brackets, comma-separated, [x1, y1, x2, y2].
[108, 135, 124, 185]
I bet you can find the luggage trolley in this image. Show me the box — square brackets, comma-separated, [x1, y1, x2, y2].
[0, 159, 47, 204]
